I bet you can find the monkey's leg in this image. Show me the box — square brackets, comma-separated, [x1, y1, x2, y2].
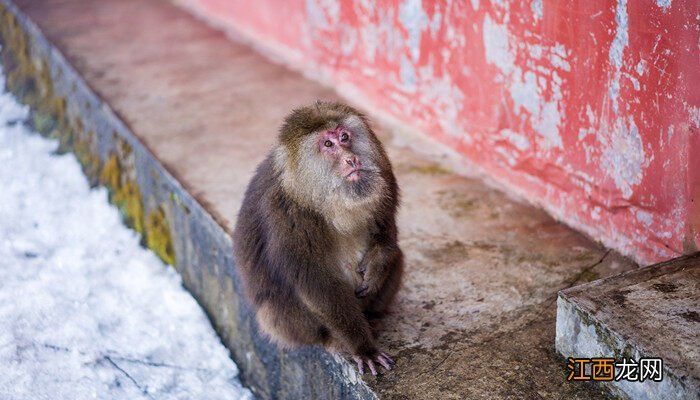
[363, 249, 404, 319]
[257, 296, 331, 348]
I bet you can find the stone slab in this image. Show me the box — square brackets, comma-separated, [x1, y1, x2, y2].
[556, 254, 700, 399]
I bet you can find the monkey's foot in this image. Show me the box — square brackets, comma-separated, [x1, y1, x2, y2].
[353, 351, 395, 375]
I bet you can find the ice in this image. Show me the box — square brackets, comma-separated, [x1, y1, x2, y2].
[0, 62, 253, 399]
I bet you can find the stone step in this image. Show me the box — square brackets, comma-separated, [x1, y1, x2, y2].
[0, 0, 643, 398]
[556, 254, 700, 399]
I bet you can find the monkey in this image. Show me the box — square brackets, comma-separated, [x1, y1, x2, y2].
[233, 101, 403, 375]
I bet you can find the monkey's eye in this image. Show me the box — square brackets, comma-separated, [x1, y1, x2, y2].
[340, 132, 349, 142]
[324, 140, 333, 147]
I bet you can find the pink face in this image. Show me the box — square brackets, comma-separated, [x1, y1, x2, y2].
[318, 127, 362, 182]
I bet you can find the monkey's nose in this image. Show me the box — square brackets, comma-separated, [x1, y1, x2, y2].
[345, 156, 359, 168]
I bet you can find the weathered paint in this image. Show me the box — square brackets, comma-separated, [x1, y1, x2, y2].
[175, 0, 698, 264]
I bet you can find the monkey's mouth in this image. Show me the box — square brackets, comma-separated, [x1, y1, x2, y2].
[345, 169, 363, 181]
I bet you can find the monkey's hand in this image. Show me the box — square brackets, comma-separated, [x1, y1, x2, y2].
[355, 261, 380, 298]
[352, 349, 395, 375]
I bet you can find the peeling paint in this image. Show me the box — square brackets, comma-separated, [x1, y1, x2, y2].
[689, 105, 700, 128]
[429, 9, 441, 39]
[483, 16, 514, 75]
[500, 129, 530, 151]
[305, 0, 340, 27]
[624, 72, 640, 91]
[586, 104, 596, 125]
[655, 0, 672, 13]
[399, 0, 429, 62]
[636, 209, 654, 227]
[531, 0, 543, 22]
[601, 117, 647, 199]
[484, 15, 566, 149]
[417, 65, 465, 138]
[608, 0, 629, 115]
[550, 44, 571, 72]
[399, 54, 417, 92]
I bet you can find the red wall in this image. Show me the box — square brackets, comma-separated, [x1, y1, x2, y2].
[176, 0, 700, 265]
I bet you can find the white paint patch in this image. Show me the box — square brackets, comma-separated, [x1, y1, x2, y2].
[483, 16, 568, 149]
[528, 44, 543, 59]
[417, 64, 466, 137]
[579, 128, 591, 140]
[470, 0, 480, 11]
[635, 209, 654, 227]
[601, 117, 647, 199]
[400, 54, 418, 92]
[689, 105, 700, 128]
[483, 16, 514, 75]
[430, 9, 442, 39]
[624, 72, 640, 91]
[536, 102, 563, 148]
[586, 104, 596, 124]
[339, 25, 358, 56]
[509, 70, 540, 116]
[550, 44, 571, 71]
[495, 146, 517, 166]
[306, 0, 341, 27]
[655, 0, 672, 13]
[377, 8, 400, 61]
[500, 129, 531, 151]
[608, 0, 629, 115]
[635, 59, 647, 75]
[531, 0, 543, 21]
[399, 0, 429, 62]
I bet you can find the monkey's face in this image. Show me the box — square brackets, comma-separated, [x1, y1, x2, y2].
[277, 103, 389, 221]
[318, 127, 362, 182]
[311, 116, 384, 199]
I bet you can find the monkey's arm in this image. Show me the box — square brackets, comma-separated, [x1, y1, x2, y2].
[355, 216, 400, 299]
[294, 264, 394, 373]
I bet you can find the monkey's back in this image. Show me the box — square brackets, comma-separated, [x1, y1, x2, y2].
[233, 153, 351, 347]
[232, 154, 339, 343]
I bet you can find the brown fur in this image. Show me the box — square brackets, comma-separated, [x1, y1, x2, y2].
[233, 101, 403, 364]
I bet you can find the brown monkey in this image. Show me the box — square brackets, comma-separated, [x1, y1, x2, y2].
[233, 101, 403, 375]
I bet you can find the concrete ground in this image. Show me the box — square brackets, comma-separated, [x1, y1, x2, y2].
[9, 0, 640, 398]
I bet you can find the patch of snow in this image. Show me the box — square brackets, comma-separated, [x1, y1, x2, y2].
[0, 63, 253, 400]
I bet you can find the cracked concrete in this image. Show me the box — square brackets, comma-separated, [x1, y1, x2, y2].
[1, 0, 643, 398]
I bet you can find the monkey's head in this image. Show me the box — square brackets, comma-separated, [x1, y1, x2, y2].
[274, 101, 392, 228]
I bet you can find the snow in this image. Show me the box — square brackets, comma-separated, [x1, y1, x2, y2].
[0, 62, 253, 400]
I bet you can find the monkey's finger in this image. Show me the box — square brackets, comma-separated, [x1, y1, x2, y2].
[379, 352, 395, 365]
[367, 359, 378, 376]
[353, 356, 365, 374]
[376, 355, 392, 370]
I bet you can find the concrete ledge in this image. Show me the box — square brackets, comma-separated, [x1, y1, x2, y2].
[556, 254, 700, 399]
[1, 0, 643, 398]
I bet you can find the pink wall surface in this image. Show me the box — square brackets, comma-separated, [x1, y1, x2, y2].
[176, 0, 700, 265]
